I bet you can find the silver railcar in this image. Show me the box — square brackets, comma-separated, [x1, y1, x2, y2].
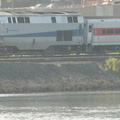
[0, 11, 85, 54]
[85, 17, 120, 53]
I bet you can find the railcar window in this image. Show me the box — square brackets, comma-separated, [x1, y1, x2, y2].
[89, 25, 92, 32]
[57, 30, 72, 41]
[73, 16, 78, 23]
[8, 17, 11, 23]
[107, 29, 114, 34]
[79, 24, 82, 30]
[17, 17, 24, 23]
[102, 29, 106, 34]
[25, 17, 30, 23]
[51, 17, 56, 23]
[115, 29, 120, 34]
[12, 17, 16, 23]
[67, 17, 72, 23]
[64, 30, 72, 41]
[57, 31, 63, 41]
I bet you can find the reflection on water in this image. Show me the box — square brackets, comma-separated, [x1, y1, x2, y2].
[0, 91, 120, 120]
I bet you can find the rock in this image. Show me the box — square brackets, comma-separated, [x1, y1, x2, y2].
[0, 62, 119, 93]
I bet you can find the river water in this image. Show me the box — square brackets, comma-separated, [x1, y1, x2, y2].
[0, 91, 120, 120]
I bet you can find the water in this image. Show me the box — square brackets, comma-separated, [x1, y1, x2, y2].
[0, 91, 120, 120]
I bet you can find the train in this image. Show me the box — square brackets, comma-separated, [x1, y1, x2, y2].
[0, 11, 120, 55]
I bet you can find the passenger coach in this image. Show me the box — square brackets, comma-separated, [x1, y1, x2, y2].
[85, 17, 120, 53]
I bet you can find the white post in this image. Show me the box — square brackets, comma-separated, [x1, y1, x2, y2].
[0, 0, 1, 7]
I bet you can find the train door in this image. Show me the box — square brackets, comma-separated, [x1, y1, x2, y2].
[57, 30, 72, 41]
[0, 20, 5, 46]
[86, 23, 93, 53]
[87, 23, 93, 44]
[78, 24, 84, 43]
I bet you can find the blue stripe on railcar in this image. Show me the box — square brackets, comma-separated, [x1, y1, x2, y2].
[72, 29, 84, 36]
[5, 29, 84, 37]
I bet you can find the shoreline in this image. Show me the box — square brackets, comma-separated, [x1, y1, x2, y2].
[0, 90, 120, 96]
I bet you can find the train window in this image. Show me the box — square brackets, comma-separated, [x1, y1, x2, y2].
[67, 17, 72, 23]
[17, 17, 24, 23]
[107, 29, 114, 34]
[89, 25, 92, 32]
[51, 17, 56, 23]
[8, 17, 11, 23]
[79, 24, 82, 30]
[57, 31, 63, 41]
[102, 29, 106, 34]
[73, 16, 78, 23]
[25, 17, 30, 23]
[64, 30, 72, 41]
[12, 17, 16, 23]
[57, 30, 72, 41]
[115, 29, 120, 34]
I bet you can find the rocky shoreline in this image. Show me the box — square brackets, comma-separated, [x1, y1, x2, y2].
[0, 61, 120, 93]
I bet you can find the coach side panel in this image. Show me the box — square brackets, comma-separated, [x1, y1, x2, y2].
[87, 20, 120, 46]
[0, 15, 85, 52]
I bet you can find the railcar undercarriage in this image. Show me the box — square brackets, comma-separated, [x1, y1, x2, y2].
[1, 44, 120, 56]
[0, 45, 85, 55]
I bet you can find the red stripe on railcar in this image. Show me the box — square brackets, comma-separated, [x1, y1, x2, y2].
[93, 28, 120, 36]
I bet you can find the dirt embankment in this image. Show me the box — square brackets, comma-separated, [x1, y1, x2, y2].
[0, 62, 120, 93]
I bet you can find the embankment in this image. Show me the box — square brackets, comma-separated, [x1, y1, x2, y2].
[0, 61, 120, 93]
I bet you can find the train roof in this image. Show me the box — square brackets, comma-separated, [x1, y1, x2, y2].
[85, 16, 120, 19]
[85, 16, 120, 22]
[0, 10, 82, 16]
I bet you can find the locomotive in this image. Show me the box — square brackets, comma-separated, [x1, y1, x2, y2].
[0, 11, 120, 55]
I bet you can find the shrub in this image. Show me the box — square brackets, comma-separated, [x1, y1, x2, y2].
[104, 58, 120, 72]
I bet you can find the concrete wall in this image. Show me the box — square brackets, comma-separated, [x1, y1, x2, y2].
[51, 4, 120, 17]
[46, 4, 115, 16]
[96, 5, 113, 16]
[71, 4, 119, 17]
[113, 5, 120, 16]
[57, 5, 114, 16]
